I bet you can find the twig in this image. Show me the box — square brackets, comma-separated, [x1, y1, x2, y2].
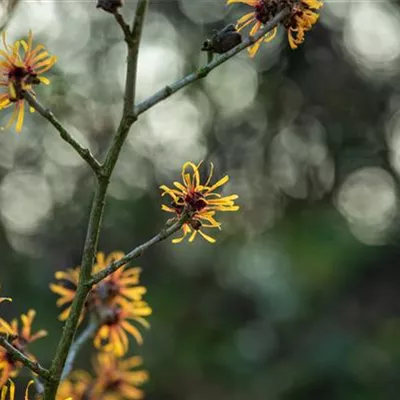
[0, 0, 19, 33]
[60, 319, 99, 381]
[42, 2, 149, 399]
[102, 0, 148, 177]
[43, 180, 108, 399]
[0, 336, 50, 380]
[89, 213, 189, 285]
[114, 12, 131, 41]
[134, 8, 290, 117]
[23, 91, 102, 175]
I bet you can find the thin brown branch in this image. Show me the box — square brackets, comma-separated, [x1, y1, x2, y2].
[43, 179, 108, 399]
[0, 0, 19, 33]
[23, 91, 102, 175]
[114, 12, 131, 41]
[102, 0, 148, 177]
[134, 8, 290, 117]
[0, 336, 50, 380]
[89, 213, 189, 285]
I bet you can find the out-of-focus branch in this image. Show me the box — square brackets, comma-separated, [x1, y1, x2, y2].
[0, 336, 50, 380]
[134, 8, 290, 117]
[89, 213, 189, 285]
[0, 0, 19, 33]
[60, 319, 99, 381]
[23, 91, 102, 175]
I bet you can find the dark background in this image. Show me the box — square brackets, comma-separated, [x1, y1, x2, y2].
[1, 0, 400, 398]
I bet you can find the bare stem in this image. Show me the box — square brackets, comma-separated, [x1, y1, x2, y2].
[102, 0, 148, 177]
[60, 319, 99, 381]
[134, 8, 290, 117]
[89, 213, 189, 285]
[0, 336, 50, 380]
[43, 179, 109, 399]
[114, 12, 131, 40]
[42, 2, 148, 399]
[23, 91, 102, 175]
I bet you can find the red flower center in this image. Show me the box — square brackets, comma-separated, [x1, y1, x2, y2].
[254, 0, 289, 24]
[184, 191, 207, 211]
[9, 66, 28, 80]
[254, 0, 272, 23]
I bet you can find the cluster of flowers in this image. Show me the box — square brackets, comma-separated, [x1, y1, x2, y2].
[0, 251, 151, 399]
[0, 158, 239, 398]
[50, 251, 151, 399]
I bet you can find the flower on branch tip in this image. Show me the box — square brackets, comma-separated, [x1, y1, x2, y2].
[59, 354, 148, 400]
[0, 310, 47, 388]
[160, 161, 239, 244]
[227, 0, 323, 57]
[0, 30, 57, 132]
[50, 251, 150, 323]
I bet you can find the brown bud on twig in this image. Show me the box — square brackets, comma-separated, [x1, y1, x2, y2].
[96, 0, 123, 14]
[202, 24, 242, 54]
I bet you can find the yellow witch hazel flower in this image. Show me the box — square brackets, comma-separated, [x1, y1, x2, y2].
[50, 252, 150, 322]
[0, 30, 57, 132]
[51, 251, 152, 356]
[227, 0, 323, 57]
[160, 161, 239, 243]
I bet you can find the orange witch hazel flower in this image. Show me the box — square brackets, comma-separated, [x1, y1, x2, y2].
[50, 251, 149, 322]
[160, 161, 239, 244]
[50, 251, 152, 355]
[0, 30, 57, 132]
[58, 354, 148, 400]
[0, 310, 47, 387]
[227, 0, 323, 57]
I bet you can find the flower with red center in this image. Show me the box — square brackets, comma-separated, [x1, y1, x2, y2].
[50, 251, 148, 322]
[0, 30, 57, 132]
[227, 0, 323, 56]
[58, 354, 148, 400]
[160, 161, 239, 243]
[0, 310, 47, 388]
[94, 305, 151, 356]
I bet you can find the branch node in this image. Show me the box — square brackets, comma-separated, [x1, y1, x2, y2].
[197, 67, 209, 79]
[165, 85, 173, 95]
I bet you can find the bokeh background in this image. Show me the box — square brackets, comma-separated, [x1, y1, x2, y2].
[1, 0, 400, 398]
